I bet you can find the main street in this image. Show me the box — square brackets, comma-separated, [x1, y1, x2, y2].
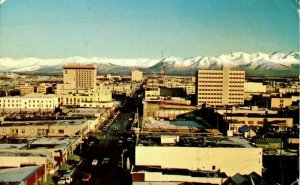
[70, 110, 134, 185]
[68, 85, 145, 185]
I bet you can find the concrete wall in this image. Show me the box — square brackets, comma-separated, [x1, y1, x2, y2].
[0, 156, 47, 168]
[271, 98, 293, 108]
[0, 122, 88, 137]
[135, 146, 262, 176]
[229, 116, 293, 127]
[143, 172, 226, 184]
[143, 102, 195, 119]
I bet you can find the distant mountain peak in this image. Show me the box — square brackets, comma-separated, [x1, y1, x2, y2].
[0, 52, 299, 77]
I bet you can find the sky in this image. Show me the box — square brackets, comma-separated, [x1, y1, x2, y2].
[0, 0, 298, 59]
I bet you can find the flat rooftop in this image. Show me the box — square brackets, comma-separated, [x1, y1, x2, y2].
[0, 152, 49, 157]
[1, 118, 86, 126]
[0, 166, 42, 183]
[63, 64, 96, 69]
[0, 137, 80, 150]
[29, 137, 78, 149]
[137, 134, 256, 148]
[132, 165, 227, 178]
[143, 117, 206, 131]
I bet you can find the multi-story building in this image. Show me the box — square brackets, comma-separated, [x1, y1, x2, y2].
[63, 64, 97, 90]
[0, 118, 91, 138]
[36, 83, 53, 94]
[271, 95, 300, 108]
[0, 94, 59, 113]
[244, 82, 266, 93]
[196, 66, 245, 106]
[58, 90, 114, 108]
[20, 83, 35, 95]
[132, 133, 262, 184]
[131, 69, 143, 82]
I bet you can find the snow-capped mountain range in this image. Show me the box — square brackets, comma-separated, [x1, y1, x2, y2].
[0, 52, 299, 77]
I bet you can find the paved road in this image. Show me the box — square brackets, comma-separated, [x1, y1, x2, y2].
[70, 111, 134, 185]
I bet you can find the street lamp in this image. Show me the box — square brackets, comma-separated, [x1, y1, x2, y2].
[121, 149, 125, 169]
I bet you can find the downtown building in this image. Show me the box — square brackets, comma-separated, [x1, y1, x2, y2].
[131, 69, 143, 82]
[63, 64, 97, 90]
[196, 66, 245, 106]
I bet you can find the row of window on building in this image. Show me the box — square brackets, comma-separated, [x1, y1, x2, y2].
[0, 128, 64, 134]
[0, 104, 52, 108]
[0, 100, 52, 103]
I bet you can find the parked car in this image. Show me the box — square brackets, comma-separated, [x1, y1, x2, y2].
[101, 157, 110, 165]
[127, 137, 133, 142]
[117, 140, 123, 146]
[88, 141, 95, 147]
[81, 173, 91, 182]
[64, 169, 75, 184]
[113, 127, 119, 132]
[92, 159, 98, 166]
[117, 160, 123, 168]
[57, 177, 66, 185]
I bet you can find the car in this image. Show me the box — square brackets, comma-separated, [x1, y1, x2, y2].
[81, 173, 91, 182]
[127, 137, 133, 142]
[117, 140, 123, 146]
[101, 157, 110, 165]
[91, 159, 98, 166]
[88, 141, 95, 147]
[113, 127, 119, 132]
[57, 177, 66, 185]
[117, 160, 123, 168]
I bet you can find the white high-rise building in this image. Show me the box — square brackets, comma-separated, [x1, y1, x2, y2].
[131, 69, 143, 82]
[196, 66, 245, 106]
[0, 94, 59, 113]
[63, 64, 97, 90]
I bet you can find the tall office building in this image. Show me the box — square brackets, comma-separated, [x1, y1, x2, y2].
[63, 64, 97, 90]
[131, 69, 143, 82]
[196, 66, 245, 106]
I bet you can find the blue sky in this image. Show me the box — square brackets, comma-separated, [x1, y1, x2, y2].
[0, 0, 298, 58]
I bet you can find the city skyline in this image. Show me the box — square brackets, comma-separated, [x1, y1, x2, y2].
[0, 0, 298, 59]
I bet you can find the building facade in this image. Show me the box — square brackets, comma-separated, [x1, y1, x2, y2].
[131, 69, 143, 82]
[58, 91, 113, 107]
[244, 82, 266, 93]
[20, 83, 35, 96]
[196, 67, 245, 106]
[271, 96, 299, 108]
[0, 95, 59, 113]
[0, 119, 89, 138]
[63, 64, 97, 90]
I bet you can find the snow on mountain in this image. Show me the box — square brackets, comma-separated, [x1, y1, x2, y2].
[0, 57, 160, 72]
[0, 52, 299, 77]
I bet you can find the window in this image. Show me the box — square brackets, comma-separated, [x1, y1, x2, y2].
[58, 129, 64, 134]
[248, 121, 254, 125]
[21, 129, 25, 134]
[50, 129, 54, 134]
